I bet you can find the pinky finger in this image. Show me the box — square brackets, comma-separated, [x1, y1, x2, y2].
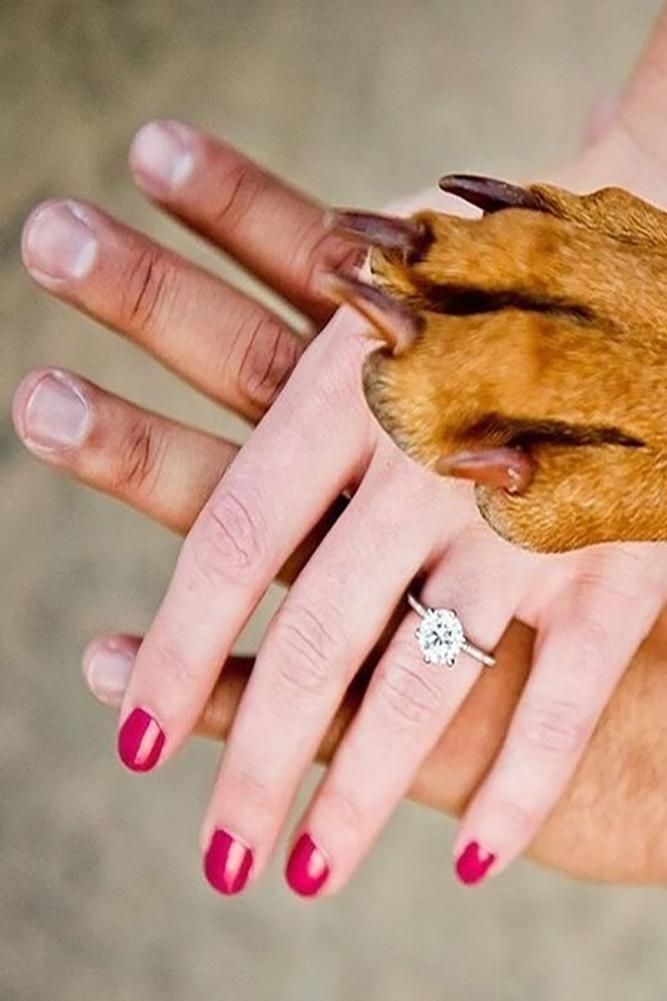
[453, 560, 665, 885]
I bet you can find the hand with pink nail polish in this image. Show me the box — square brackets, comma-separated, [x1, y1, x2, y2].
[81, 620, 667, 887]
[16, 6, 667, 898]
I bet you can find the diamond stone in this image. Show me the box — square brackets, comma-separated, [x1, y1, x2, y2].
[415, 608, 464, 667]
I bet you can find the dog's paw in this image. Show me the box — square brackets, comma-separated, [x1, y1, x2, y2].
[327, 178, 667, 552]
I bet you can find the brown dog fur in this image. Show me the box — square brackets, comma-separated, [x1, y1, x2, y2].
[329, 180, 667, 553]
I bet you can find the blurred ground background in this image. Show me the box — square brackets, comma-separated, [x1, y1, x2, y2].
[2, 1, 667, 999]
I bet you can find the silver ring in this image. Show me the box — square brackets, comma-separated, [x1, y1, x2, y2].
[407, 593, 495, 668]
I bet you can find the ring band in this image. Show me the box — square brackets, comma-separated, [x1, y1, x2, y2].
[407, 593, 495, 668]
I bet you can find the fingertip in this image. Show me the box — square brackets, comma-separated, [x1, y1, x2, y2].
[117, 707, 166, 772]
[83, 635, 140, 707]
[10, 369, 37, 443]
[21, 199, 62, 269]
[454, 839, 498, 886]
[129, 119, 197, 199]
[22, 198, 98, 285]
[285, 832, 331, 898]
[11, 367, 91, 456]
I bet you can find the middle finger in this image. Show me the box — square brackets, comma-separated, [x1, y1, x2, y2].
[114, 326, 372, 776]
[22, 200, 304, 422]
[200, 448, 441, 894]
[283, 528, 535, 896]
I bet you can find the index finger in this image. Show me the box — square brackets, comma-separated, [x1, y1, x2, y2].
[129, 120, 362, 323]
[114, 328, 371, 773]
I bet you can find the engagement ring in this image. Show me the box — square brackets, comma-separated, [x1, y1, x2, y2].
[407, 593, 496, 668]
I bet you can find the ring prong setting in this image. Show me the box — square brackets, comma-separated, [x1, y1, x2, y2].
[415, 607, 465, 668]
[407, 593, 495, 668]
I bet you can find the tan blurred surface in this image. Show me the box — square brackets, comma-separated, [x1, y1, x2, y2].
[2, 2, 667, 999]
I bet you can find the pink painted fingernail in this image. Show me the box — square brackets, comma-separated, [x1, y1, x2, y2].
[285, 833, 330, 897]
[455, 841, 496, 886]
[204, 829, 253, 896]
[117, 708, 165, 772]
[23, 201, 97, 281]
[129, 121, 195, 196]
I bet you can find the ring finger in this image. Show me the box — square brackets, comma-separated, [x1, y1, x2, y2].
[199, 446, 441, 895]
[12, 367, 235, 532]
[452, 545, 667, 883]
[281, 527, 537, 896]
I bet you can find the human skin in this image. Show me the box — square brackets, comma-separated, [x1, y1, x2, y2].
[85, 615, 667, 886]
[12, 362, 667, 885]
[14, 6, 667, 894]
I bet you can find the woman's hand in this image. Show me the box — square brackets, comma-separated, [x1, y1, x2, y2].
[13, 351, 667, 887]
[88, 614, 667, 888]
[15, 8, 667, 894]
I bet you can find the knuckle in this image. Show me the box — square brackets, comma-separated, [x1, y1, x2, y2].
[123, 245, 172, 330]
[575, 556, 639, 603]
[213, 160, 270, 235]
[192, 483, 268, 586]
[492, 796, 535, 838]
[235, 315, 301, 411]
[114, 416, 167, 496]
[558, 608, 618, 684]
[153, 637, 200, 687]
[221, 766, 275, 818]
[546, 600, 617, 684]
[270, 603, 345, 699]
[376, 647, 445, 728]
[578, 618, 616, 680]
[316, 784, 366, 836]
[572, 541, 667, 608]
[294, 332, 369, 429]
[297, 218, 361, 303]
[518, 697, 588, 755]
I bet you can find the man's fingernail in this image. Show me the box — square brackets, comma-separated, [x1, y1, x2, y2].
[85, 645, 134, 706]
[23, 201, 97, 281]
[130, 121, 195, 196]
[285, 833, 330, 898]
[455, 841, 496, 886]
[204, 829, 253, 896]
[21, 373, 89, 452]
[117, 708, 165, 773]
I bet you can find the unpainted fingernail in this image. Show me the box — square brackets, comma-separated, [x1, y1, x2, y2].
[85, 644, 134, 706]
[455, 841, 496, 886]
[285, 833, 330, 897]
[130, 121, 195, 196]
[117, 708, 165, 773]
[21, 373, 89, 452]
[23, 201, 97, 281]
[204, 829, 254, 896]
